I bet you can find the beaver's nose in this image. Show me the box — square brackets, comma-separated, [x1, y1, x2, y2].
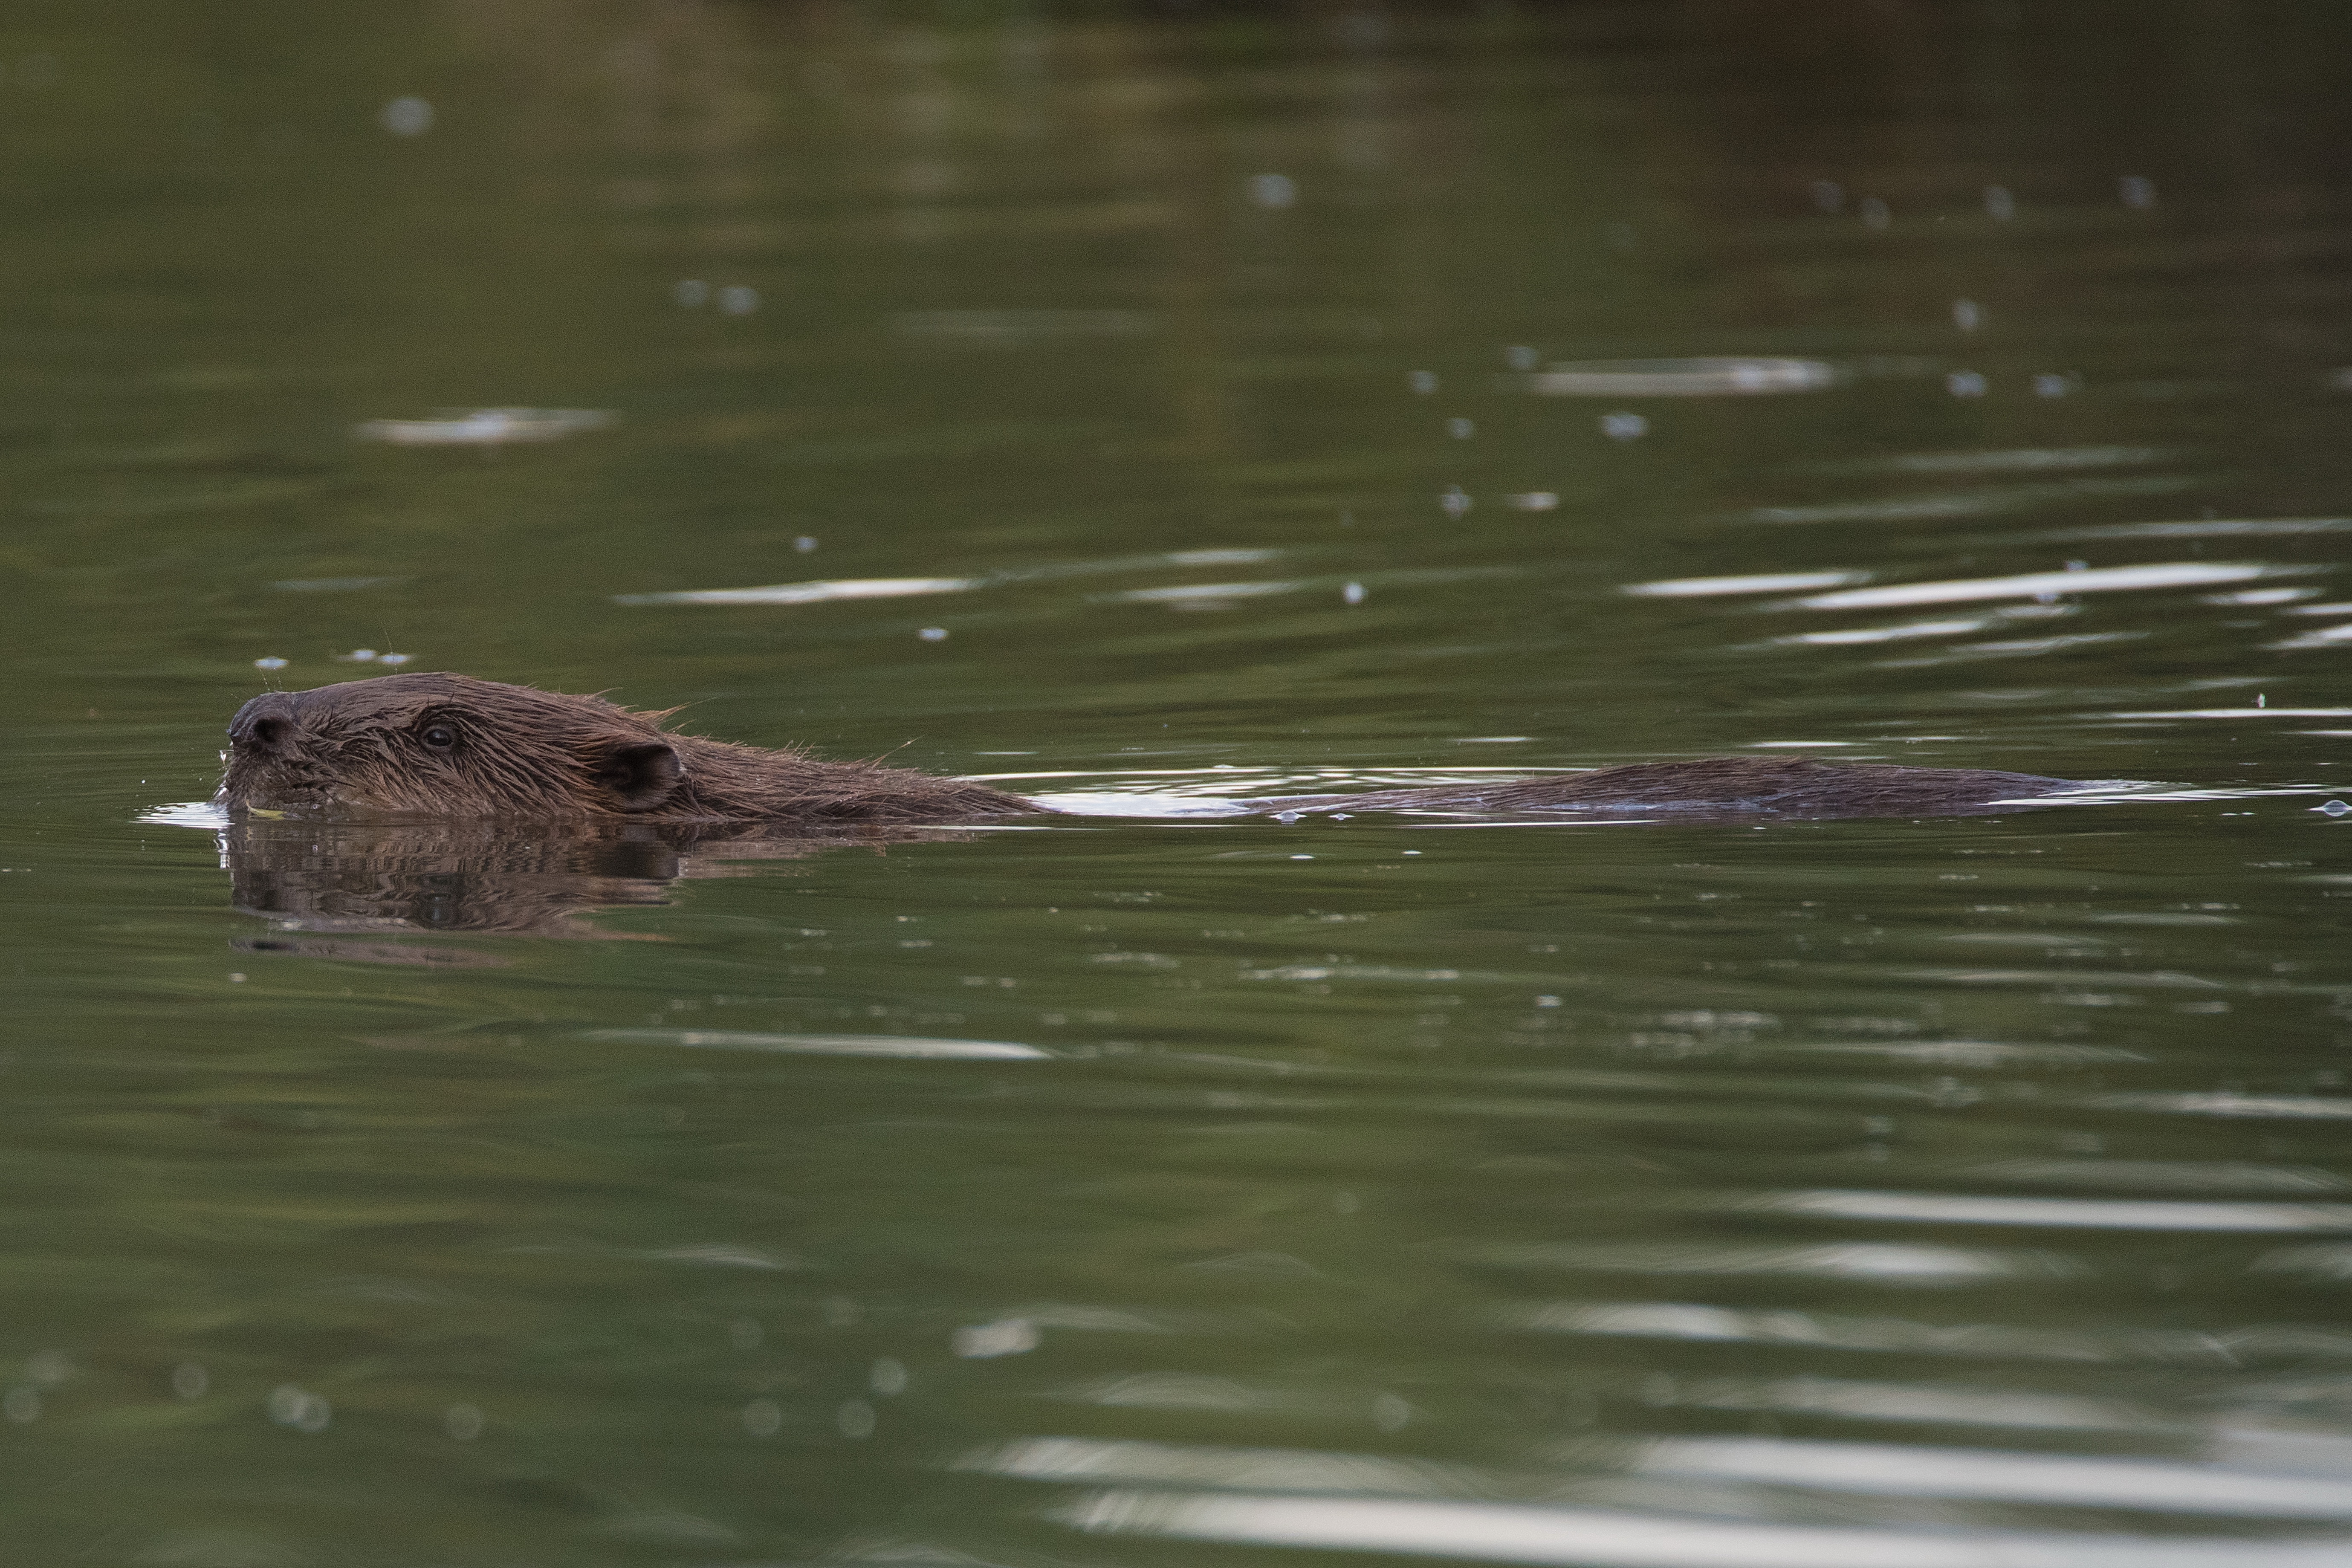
[229, 692, 301, 755]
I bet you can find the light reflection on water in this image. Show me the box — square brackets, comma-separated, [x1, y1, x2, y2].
[10, 0, 2352, 1564]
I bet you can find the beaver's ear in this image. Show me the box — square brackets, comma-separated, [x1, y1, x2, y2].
[592, 740, 684, 811]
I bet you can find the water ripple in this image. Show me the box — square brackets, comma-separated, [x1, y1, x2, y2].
[1752, 1189, 2352, 1232]
[1057, 1487, 2352, 1567]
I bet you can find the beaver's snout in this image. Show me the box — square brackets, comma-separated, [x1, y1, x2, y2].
[228, 692, 306, 757]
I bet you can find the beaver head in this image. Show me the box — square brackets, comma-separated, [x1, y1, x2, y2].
[219, 672, 1036, 822]
[222, 674, 694, 816]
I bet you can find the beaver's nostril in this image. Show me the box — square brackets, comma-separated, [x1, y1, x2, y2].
[229, 692, 302, 755]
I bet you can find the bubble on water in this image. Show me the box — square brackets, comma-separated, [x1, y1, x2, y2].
[1342, 581, 1366, 605]
[1860, 196, 1891, 230]
[1984, 185, 2016, 220]
[836, 1399, 876, 1438]
[718, 285, 760, 315]
[794, 536, 818, 552]
[1439, 485, 1471, 517]
[268, 1385, 330, 1432]
[445, 1403, 484, 1440]
[2320, 800, 2352, 817]
[1508, 492, 1559, 511]
[172, 1363, 208, 1400]
[1536, 995, 1561, 1007]
[952, 1317, 1038, 1358]
[825, 1296, 859, 1327]
[1374, 1393, 1412, 1432]
[742, 1398, 782, 1437]
[1446, 417, 1474, 439]
[1504, 345, 1537, 370]
[870, 1357, 908, 1396]
[1952, 298, 1982, 331]
[337, 648, 378, 662]
[2120, 175, 2157, 209]
[26, 1351, 72, 1385]
[919, 627, 948, 642]
[3, 1388, 37, 1423]
[376, 653, 412, 666]
[1247, 172, 1297, 208]
[1811, 179, 1845, 213]
[1600, 411, 1649, 441]
[674, 279, 710, 307]
[1275, 811, 1303, 825]
[2033, 373, 2074, 398]
[728, 1318, 764, 1351]
[1409, 370, 1437, 395]
[254, 657, 289, 671]
[379, 96, 433, 136]
[1946, 370, 1987, 398]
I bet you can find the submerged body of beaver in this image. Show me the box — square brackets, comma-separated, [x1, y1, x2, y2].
[221, 672, 2090, 824]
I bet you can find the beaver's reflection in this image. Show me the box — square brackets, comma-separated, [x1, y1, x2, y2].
[224, 816, 963, 949]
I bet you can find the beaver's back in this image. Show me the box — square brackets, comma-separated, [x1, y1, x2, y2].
[1254, 756, 2077, 818]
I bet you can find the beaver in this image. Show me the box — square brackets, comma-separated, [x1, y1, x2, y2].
[220, 672, 2086, 824]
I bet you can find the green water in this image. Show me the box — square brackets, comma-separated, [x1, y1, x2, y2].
[8, 3, 2352, 1564]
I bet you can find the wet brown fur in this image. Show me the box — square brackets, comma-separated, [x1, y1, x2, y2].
[222, 673, 1032, 824]
[1256, 757, 2077, 818]
[221, 673, 2082, 824]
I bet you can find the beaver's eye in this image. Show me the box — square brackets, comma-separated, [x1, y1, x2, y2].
[420, 724, 457, 750]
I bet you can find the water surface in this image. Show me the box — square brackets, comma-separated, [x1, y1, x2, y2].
[7, 3, 2352, 1565]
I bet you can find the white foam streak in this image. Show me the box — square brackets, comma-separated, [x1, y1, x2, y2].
[1798, 562, 2286, 610]
[2035, 517, 2352, 541]
[1480, 1241, 2044, 1282]
[579, 1030, 1047, 1059]
[1644, 1436, 2352, 1519]
[1777, 618, 1990, 645]
[615, 577, 976, 606]
[1115, 581, 1300, 602]
[355, 408, 612, 445]
[2102, 708, 2352, 719]
[1503, 1300, 2238, 1364]
[1758, 1189, 2352, 1232]
[2273, 622, 2352, 649]
[1059, 1488, 2352, 1567]
[1624, 571, 1867, 598]
[1854, 446, 2170, 475]
[974, 1435, 1446, 1493]
[141, 801, 231, 829]
[1528, 358, 1837, 396]
[2087, 1092, 2352, 1120]
[1677, 1376, 2147, 1433]
[1025, 792, 1253, 817]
